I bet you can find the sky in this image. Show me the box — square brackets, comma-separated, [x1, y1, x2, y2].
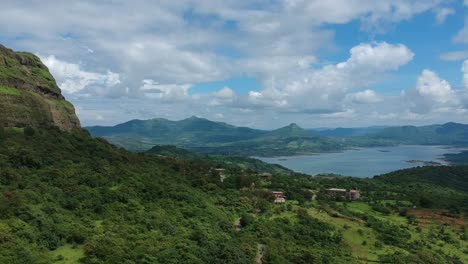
[3, 0, 468, 129]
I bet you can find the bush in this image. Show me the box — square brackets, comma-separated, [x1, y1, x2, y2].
[23, 126, 35, 136]
[239, 213, 254, 227]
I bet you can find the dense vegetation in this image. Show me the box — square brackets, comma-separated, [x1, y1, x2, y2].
[0, 127, 467, 263]
[0, 44, 80, 131]
[445, 150, 468, 165]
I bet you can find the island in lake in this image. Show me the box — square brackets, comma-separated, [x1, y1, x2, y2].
[406, 160, 442, 166]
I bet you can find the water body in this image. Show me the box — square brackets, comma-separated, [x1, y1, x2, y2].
[256, 145, 465, 178]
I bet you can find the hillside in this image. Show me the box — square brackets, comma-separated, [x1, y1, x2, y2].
[0, 45, 80, 131]
[309, 126, 387, 137]
[87, 119, 349, 155]
[87, 116, 267, 151]
[367, 122, 468, 145]
[87, 117, 468, 156]
[1, 44, 467, 263]
[1, 128, 468, 263]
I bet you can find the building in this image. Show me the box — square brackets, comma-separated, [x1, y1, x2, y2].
[325, 188, 360, 200]
[259, 172, 272, 179]
[212, 168, 226, 182]
[272, 191, 286, 203]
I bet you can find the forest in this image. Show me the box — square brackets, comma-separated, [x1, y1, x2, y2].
[0, 126, 467, 263]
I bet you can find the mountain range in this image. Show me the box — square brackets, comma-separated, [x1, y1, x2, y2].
[86, 118, 468, 156]
[87, 118, 351, 155]
[1, 43, 468, 263]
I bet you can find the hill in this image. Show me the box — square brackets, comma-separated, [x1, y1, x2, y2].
[87, 116, 267, 151]
[87, 119, 349, 155]
[1, 44, 467, 263]
[367, 122, 468, 146]
[0, 45, 80, 131]
[309, 126, 387, 137]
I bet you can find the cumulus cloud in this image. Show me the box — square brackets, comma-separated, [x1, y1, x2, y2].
[209, 87, 236, 106]
[1, 0, 461, 127]
[41, 55, 120, 94]
[245, 42, 413, 112]
[140, 80, 191, 102]
[416, 70, 456, 104]
[347, 90, 382, 104]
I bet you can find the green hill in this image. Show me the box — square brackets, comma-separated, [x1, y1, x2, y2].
[87, 116, 267, 151]
[367, 122, 468, 145]
[1, 44, 468, 263]
[0, 45, 80, 131]
[87, 119, 349, 156]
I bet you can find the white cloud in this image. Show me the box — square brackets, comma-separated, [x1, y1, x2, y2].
[41, 55, 120, 94]
[209, 87, 236, 106]
[416, 69, 457, 104]
[439, 50, 468, 61]
[462, 60, 468, 89]
[214, 87, 235, 100]
[2, 0, 462, 127]
[434, 7, 455, 24]
[347, 90, 382, 104]
[140, 79, 191, 102]
[245, 42, 413, 111]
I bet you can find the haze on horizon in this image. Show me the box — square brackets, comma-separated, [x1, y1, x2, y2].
[2, 1, 468, 129]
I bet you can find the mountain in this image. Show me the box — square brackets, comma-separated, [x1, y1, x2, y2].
[368, 122, 468, 145]
[87, 119, 350, 155]
[87, 116, 266, 151]
[0, 44, 80, 130]
[1, 44, 468, 263]
[309, 126, 387, 137]
[263, 123, 312, 138]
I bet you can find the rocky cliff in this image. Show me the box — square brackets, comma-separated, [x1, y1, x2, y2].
[0, 44, 80, 131]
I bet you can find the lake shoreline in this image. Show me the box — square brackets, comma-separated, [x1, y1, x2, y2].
[255, 145, 467, 178]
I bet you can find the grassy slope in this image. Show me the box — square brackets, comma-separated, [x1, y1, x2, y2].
[0, 128, 355, 263]
[0, 45, 80, 130]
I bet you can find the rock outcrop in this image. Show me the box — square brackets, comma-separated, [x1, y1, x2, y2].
[0, 44, 80, 131]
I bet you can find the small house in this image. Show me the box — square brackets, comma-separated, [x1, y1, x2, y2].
[325, 188, 360, 200]
[211, 168, 227, 182]
[272, 191, 285, 203]
[259, 172, 273, 179]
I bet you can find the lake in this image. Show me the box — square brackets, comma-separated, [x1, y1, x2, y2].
[256, 145, 466, 178]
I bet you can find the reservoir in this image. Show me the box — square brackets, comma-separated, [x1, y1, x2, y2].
[256, 145, 465, 178]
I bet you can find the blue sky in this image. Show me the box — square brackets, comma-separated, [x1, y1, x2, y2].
[2, 1, 468, 129]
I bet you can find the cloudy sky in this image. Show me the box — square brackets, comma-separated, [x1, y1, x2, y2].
[3, 0, 468, 129]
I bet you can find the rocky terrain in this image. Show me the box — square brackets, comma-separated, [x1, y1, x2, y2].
[0, 44, 80, 131]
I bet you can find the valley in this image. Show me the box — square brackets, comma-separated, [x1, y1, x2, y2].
[0, 44, 467, 263]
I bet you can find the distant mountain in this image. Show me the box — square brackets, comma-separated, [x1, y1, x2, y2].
[87, 117, 468, 156]
[368, 122, 468, 145]
[265, 123, 312, 138]
[309, 126, 387, 137]
[86, 118, 348, 155]
[87, 116, 267, 151]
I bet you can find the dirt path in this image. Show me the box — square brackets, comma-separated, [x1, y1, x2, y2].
[255, 243, 266, 264]
[234, 217, 241, 232]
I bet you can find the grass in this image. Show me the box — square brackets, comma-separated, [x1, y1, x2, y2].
[50, 244, 85, 264]
[0, 86, 21, 96]
[341, 202, 408, 225]
[56, 100, 75, 111]
[288, 201, 468, 262]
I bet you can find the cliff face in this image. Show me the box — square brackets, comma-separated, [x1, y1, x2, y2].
[0, 44, 80, 131]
